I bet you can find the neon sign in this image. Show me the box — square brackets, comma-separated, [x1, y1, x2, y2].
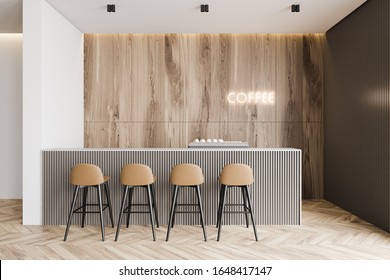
[227, 92, 275, 105]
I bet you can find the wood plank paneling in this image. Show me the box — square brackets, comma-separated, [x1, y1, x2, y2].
[117, 122, 186, 148]
[303, 34, 324, 123]
[84, 34, 121, 123]
[84, 33, 324, 198]
[185, 34, 212, 122]
[276, 35, 303, 122]
[124, 34, 167, 122]
[303, 123, 324, 199]
[209, 34, 232, 122]
[85, 122, 119, 148]
[277, 123, 304, 149]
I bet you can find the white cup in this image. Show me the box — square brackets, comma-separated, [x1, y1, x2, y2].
[218, 139, 224, 142]
[194, 139, 200, 142]
[206, 139, 212, 142]
[200, 139, 206, 143]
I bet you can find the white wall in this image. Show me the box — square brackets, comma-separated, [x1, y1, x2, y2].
[23, 0, 42, 224]
[41, 1, 84, 148]
[23, 0, 84, 225]
[0, 34, 23, 199]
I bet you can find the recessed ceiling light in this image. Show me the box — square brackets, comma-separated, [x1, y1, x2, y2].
[107, 4, 116, 13]
[200, 4, 209, 13]
[291, 4, 300, 13]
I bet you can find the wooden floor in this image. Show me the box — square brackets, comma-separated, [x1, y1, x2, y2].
[1, 199, 390, 260]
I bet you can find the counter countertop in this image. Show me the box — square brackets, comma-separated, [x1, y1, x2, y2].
[42, 147, 301, 152]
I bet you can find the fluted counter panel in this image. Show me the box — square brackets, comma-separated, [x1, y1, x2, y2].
[42, 148, 301, 225]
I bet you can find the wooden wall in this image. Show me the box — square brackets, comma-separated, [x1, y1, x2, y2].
[84, 33, 324, 198]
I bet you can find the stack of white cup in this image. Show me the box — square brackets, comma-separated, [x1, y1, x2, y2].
[194, 138, 224, 143]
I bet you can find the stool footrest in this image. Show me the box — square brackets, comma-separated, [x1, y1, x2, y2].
[125, 211, 152, 214]
[223, 211, 250, 214]
[73, 204, 109, 214]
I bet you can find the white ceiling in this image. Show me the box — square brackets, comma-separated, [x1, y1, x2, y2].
[1, 0, 368, 34]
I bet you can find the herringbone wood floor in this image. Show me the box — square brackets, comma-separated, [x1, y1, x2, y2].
[1, 199, 390, 260]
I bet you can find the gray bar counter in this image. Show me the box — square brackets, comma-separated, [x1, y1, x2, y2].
[41, 148, 301, 225]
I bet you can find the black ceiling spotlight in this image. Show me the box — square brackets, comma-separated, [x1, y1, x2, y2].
[291, 4, 300, 12]
[200, 4, 209, 13]
[107, 4, 116, 13]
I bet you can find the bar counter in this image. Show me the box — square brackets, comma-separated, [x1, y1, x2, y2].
[41, 148, 301, 225]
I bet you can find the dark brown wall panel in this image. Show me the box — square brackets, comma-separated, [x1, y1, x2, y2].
[84, 33, 324, 198]
[325, 0, 390, 231]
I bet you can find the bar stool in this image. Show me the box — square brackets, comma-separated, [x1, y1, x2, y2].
[216, 164, 258, 241]
[115, 164, 159, 241]
[166, 164, 207, 241]
[64, 163, 114, 241]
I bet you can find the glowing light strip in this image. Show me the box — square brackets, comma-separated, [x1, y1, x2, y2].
[0, 34, 23, 37]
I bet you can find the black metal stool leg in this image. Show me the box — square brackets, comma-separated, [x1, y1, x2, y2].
[241, 187, 249, 228]
[195, 185, 207, 241]
[104, 182, 115, 228]
[81, 187, 88, 228]
[215, 185, 222, 228]
[146, 185, 156, 241]
[217, 184, 226, 229]
[64, 186, 80, 241]
[171, 188, 179, 228]
[115, 186, 129, 241]
[166, 185, 179, 241]
[216, 184, 225, 228]
[217, 185, 228, 241]
[151, 183, 159, 228]
[96, 184, 105, 241]
[244, 186, 258, 241]
[126, 187, 134, 228]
